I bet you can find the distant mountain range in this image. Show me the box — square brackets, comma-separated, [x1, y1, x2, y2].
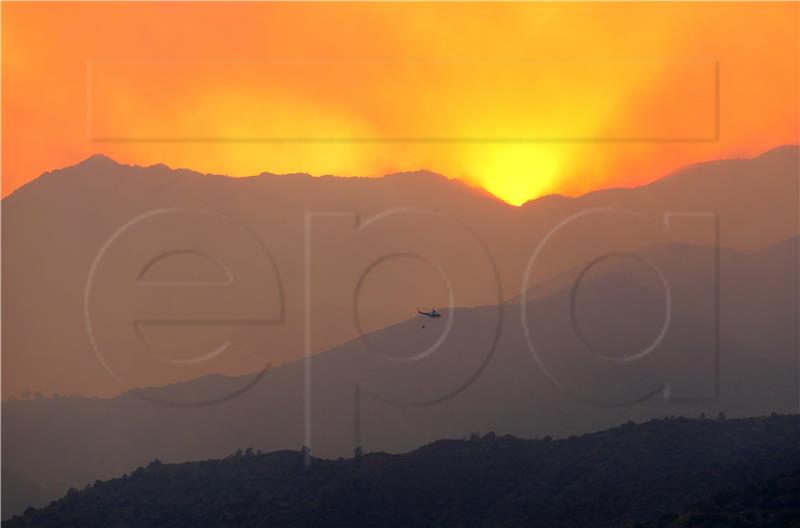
[5, 414, 800, 528]
[2, 234, 798, 519]
[2, 146, 798, 518]
[2, 146, 798, 399]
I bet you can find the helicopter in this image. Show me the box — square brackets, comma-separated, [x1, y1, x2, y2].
[417, 307, 441, 328]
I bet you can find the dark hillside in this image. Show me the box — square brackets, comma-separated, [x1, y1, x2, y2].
[6, 414, 800, 528]
[646, 470, 800, 527]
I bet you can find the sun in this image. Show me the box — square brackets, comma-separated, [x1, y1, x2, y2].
[464, 145, 568, 206]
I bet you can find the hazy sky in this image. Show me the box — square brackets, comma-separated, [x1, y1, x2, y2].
[3, 2, 798, 204]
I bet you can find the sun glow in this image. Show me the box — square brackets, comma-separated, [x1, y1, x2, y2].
[462, 145, 567, 206]
[3, 3, 798, 203]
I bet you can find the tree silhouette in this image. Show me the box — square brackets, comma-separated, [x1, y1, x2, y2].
[7, 415, 799, 528]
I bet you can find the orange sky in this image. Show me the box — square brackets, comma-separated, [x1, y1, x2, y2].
[2, 2, 798, 204]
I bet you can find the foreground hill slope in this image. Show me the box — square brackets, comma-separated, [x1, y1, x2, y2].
[649, 470, 800, 527]
[6, 415, 800, 528]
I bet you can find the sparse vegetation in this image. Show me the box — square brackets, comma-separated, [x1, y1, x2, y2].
[7, 415, 800, 528]
[645, 471, 800, 527]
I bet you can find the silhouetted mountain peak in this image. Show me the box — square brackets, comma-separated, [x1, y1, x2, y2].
[519, 192, 571, 208]
[757, 143, 800, 162]
[652, 144, 800, 187]
[75, 153, 120, 169]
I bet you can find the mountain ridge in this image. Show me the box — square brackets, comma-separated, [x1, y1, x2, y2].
[11, 144, 798, 207]
[2, 145, 796, 398]
[3, 235, 796, 518]
[2, 147, 798, 519]
[5, 414, 800, 528]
